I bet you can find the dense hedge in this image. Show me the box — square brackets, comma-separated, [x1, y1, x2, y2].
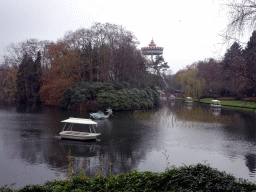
[1, 164, 256, 191]
[59, 82, 160, 111]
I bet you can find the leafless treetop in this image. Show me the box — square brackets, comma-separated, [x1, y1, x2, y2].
[224, 0, 256, 43]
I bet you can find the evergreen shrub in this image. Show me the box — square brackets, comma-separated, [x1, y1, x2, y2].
[59, 82, 160, 111]
[3, 164, 256, 191]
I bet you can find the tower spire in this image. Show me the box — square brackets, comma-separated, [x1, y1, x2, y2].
[141, 39, 163, 56]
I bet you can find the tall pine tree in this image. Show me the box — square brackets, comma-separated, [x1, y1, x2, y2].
[32, 51, 42, 102]
[16, 52, 42, 103]
[243, 30, 256, 84]
[221, 41, 243, 94]
[244, 30, 256, 54]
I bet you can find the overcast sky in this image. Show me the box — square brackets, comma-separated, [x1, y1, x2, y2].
[0, 0, 237, 74]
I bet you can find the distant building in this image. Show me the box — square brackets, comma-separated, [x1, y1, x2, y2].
[141, 39, 168, 89]
[141, 39, 163, 60]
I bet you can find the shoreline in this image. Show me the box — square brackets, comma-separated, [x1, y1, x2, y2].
[199, 98, 256, 109]
[175, 97, 256, 109]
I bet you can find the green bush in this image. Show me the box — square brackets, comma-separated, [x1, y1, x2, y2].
[3, 164, 256, 191]
[60, 82, 160, 111]
[113, 81, 130, 90]
[97, 87, 159, 111]
[59, 89, 72, 109]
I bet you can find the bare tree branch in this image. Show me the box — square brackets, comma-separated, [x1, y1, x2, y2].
[223, 0, 256, 43]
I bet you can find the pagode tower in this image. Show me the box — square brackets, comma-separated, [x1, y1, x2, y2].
[141, 38, 163, 60]
[141, 39, 168, 89]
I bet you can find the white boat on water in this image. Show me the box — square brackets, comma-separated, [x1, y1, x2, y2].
[59, 118, 101, 141]
[210, 100, 221, 108]
[185, 97, 193, 103]
[168, 95, 176, 100]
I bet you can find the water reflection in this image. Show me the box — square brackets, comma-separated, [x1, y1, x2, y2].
[16, 103, 43, 114]
[170, 101, 175, 106]
[1, 102, 256, 189]
[211, 107, 221, 116]
[185, 102, 193, 110]
[245, 153, 256, 176]
[170, 102, 236, 125]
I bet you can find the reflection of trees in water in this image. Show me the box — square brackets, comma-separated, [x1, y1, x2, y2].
[169, 102, 235, 125]
[94, 114, 152, 175]
[54, 121, 151, 177]
[131, 110, 155, 121]
[63, 111, 157, 176]
[17, 108, 46, 165]
[168, 102, 256, 145]
[220, 108, 256, 142]
[211, 108, 221, 116]
[245, 153, 256, 176]
[16, 103, 43, 114]
[59, 140, 101, 176]
[3, 102, 256, 181]
[239, 112, 256, 140]
[3, 106, 155, 178]
[69, 150, 137, 177]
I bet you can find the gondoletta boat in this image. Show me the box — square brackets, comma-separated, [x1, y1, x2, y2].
[185, 97, 193, 103]
[168, 95, 176, 100]
[59, 118, 100, 140]
[210, 100, 221, 108]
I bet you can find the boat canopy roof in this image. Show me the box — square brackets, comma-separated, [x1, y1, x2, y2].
[186, 97, 192, 99]
[211, 100, 220, 102]
[61, 118, 97, 125]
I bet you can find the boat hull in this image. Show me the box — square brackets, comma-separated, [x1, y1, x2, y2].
[59, 131, 101, 140]
[210, 104, 221, 108]
[185, 101, 193, 105]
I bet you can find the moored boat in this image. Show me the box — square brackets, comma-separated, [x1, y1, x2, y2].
[185, 97, 193, 103]
[210, 100, 221, 108]
[168, 95, 176, 100]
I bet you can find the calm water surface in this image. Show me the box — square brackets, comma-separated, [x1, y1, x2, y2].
[1, 100, 256, 189]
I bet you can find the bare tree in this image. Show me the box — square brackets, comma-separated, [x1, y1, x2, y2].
[224, 0, 256, 42]
[3, 39, 50, 68]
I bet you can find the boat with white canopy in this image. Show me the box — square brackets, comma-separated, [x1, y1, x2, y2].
[185, 97, 193, 103]
[59, 118, 101, 140]
[210, 100, 221, 108]
[168, 95, 176, 101]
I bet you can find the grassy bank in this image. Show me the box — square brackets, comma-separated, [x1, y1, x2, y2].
[174, 97, 184, 100]
[199, 98, 256, 109]
[1, 164, 256, 191]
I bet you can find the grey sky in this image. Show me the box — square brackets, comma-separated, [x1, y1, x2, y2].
[0, 0, 234, 73]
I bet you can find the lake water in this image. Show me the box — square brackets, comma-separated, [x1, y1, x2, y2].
[1, 100, 256, 189]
